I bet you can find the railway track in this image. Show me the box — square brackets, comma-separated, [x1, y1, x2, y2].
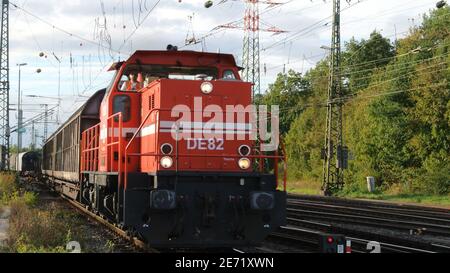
[61, 195, 159, 253]
[268, 224, 439, 253]
[16, 176, 153, 253]
[39, 179, 285, 254]
[289, 194, 450, 218]
[57, 190, 450, 253]
[25, 177, 450, 253]
[283, 194, 450, 253]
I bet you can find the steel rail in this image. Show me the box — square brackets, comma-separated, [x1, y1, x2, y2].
[287, 201, 450, 228]
[288, 194, 450, 213]
[61, 195, 159, 253]
[287, 208, 450, 237]
[286, 218, 450, 253]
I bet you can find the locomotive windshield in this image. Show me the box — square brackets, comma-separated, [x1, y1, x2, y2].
[118, 64, 218, 92]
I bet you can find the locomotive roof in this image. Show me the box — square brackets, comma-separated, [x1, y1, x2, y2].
[109, 50, 240, 70]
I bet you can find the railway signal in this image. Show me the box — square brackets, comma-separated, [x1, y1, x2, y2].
[318, 233, 348, 253]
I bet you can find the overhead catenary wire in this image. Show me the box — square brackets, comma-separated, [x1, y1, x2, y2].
[262, 0, 441, 55]
[9, 1, 123, 55]
[181, 0, 299, 49]
[260, 0, 448, 68]
[257, 81, 448, 123]
[311, 48, 450, 85]
[265, 38, 450, 83]
[262, 0, 370, 52]
[118, 0, 161, 54]
[260, 52, 449, 99]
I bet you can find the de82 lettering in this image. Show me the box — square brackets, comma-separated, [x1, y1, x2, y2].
[187, 138, 224, 151]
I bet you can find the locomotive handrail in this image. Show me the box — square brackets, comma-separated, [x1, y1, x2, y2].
[124, 108, 169, 189]
[106, 112, 123, 188]
[80, 124, 100, 172]
[80, 112, 123, 182]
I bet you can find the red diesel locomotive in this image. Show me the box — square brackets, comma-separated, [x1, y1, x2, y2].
[43, 48, 287, 248]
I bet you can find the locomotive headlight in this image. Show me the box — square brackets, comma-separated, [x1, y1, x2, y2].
[238, 145, 251, 156]
[160, 156, 173, 168]
[161, 143, 173, 155]
[201, 82, 213, 94]
[238, 158, 251, 170]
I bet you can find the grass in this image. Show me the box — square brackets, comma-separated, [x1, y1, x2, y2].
[0, 172, 91, 253]
[7, 199, 81, 253]
[0, 173, 17, 205]
[286, 180, 322, 195]
[338, 191, 450, 208]
[0, 172, 119, 253]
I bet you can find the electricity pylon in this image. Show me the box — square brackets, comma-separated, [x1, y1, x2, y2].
[215, 0, 286, 98]
[322, 0, 348, 196]
[0, 0, 9, 170]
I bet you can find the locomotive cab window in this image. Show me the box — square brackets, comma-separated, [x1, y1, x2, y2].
[222, 69, 237, 80]
[117, 64, 219, 91]
[113, 95, 131, 122]
[118, 74, 143, 92]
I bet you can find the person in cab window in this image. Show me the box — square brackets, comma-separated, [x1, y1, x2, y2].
[122, 73, 143, 92]
[222, 70, 236, 80]
[136, 73, 144, 90]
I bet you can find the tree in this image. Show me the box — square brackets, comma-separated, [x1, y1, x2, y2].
[343, 31, 395, 93]
[284, 61, 329, 181]
[257, 70, 311, 136]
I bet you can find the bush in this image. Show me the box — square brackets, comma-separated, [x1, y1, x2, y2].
[0, 173, 17, 197]
[7, 202, 73, 252]
[413, 157, 450, 195]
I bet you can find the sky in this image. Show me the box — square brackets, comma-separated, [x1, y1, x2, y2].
[7, 0, 442, 147]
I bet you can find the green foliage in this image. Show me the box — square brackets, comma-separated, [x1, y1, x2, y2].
[0, 173, 17, 196]
[7, 202, 77, 253]
[105, 240, 116, 253]
[284, 61, 329, 181]
[413, 156, 450, 195]
[257, 70, 311, 135]
[14, 235, 66, 253]
[260, 7, 450, 196]
[9, 146, 32, 154]
[343, 31, 395, 92]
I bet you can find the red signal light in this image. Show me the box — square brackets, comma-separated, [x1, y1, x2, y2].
[327, 237, 334, 244]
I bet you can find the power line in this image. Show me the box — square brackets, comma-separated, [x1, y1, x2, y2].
[263, 0, 370, 52]
[265, 40, 450, 82]
[348, 61, 449, 97]
[258, 82, 448, 123]
[335, 82, 448, 104]
[118, 0, 161, 54]
[318, 49, 450, 86]
[261, 0, 444, 56]
[182, 0, 296, 50]
[9, 1, 123, 55]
